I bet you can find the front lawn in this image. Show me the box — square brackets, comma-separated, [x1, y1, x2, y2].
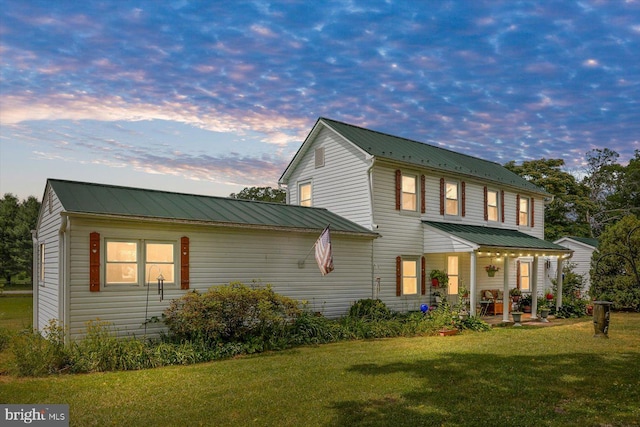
[0, 302, 638, 426]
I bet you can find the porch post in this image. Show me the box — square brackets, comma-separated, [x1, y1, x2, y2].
[556, 256, 564, 309]
[470, 251, 477, 316]
[502, 255, 510, 323]
[531, 256, 539, 319]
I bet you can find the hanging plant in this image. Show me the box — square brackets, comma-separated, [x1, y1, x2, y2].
[485, 264, 500, 277]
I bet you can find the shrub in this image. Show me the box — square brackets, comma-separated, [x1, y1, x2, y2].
[0, 327, 11, 351]
[348, 299, 392, 321]
[163, 282, 302, 344]
[11, 320, 70, 376]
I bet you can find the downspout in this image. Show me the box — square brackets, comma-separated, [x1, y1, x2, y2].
[59, 214, 71, 343]
[31, 230, 38, 332]
[366, 156, 377, 298]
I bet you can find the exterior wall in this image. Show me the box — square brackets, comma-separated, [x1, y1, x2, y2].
[286, 127, 373, 228]
[65, 217, 374, 338]
[549, 238, 596, 295]
[34, 185, 64, 331]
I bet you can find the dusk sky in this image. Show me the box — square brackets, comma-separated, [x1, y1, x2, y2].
[1, 1, 639, 200]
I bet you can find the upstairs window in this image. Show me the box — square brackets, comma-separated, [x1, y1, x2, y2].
[445, 181, 459, 216]
[402, 175, 417, 211]
[519, 197, 529, 226]
[487, 190, 499, 222]
[299, 182, 312, 207]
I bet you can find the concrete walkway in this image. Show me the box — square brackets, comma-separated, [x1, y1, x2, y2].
[482, 313, 556, 327]
[1, 290, 33, 295]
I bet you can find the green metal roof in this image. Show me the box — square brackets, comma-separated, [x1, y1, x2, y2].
[48, 179, 377, 236]
[560, 236, 599, 248]
[424, 221, 571, 252]
[319, 117, 549, 195]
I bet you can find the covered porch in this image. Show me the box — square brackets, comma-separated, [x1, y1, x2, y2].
[423, 221, 573, 322]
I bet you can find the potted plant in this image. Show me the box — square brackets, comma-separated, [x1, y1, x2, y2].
[509, 287, 522, 302]
[519, 293, 532, 313]
[539, 304, 550, 322]
[544, 289, 554, 301]
[430, 269, 449, 288]
[484, 264, 500, 277]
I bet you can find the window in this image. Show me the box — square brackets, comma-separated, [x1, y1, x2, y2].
[447, 255, 459, 295]
[519, 261, 531, 292]
[315, 147, 325, 168]
[402, 259, 418, 295]
[39, 243, 45, 285]
[402, 175, 417, 211]
[445, 182, 459, 216]
[106, 240, 176, 286]
[487, 190, 499, 222]
[299, 182, 312, 207]
[519, 197, 529, 226]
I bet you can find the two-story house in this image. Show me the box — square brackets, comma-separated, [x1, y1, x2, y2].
[279, 117, 572, 320]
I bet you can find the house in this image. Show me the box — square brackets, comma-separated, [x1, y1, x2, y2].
[32, 179, 377, 338]
[279, 117, 572, 321]
[550, 236, 599, 296]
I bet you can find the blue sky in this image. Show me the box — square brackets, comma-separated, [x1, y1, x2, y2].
[1, 1, 639, 200]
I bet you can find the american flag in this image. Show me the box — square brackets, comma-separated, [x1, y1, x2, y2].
[314, 226, 334, 276]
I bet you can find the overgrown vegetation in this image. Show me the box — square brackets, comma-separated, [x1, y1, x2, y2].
[6, 285, 490, 377]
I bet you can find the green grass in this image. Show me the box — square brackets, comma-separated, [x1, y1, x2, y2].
[0, 294, 32, 330]
[0, 295, 638, 426]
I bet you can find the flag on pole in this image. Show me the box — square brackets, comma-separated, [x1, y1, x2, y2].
[314, 226, 334, 276]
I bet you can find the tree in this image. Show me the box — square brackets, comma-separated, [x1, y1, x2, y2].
[0, 194, 41, 284]
[504, 158, 594, 241]
[589, 215, 640, 311]
[229, 187, 286, 203]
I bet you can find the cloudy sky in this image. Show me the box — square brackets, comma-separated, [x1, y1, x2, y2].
[1, 1, 639, 200]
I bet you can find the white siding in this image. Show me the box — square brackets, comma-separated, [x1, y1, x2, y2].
[549, 238, 596, 294]
[34, 185, 64, 331]
[286, 127, 373, 228]
[66, 218, 374, 338]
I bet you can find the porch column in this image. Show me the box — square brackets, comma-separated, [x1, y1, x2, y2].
[470, 251, 477, 316]
[531, 256, 539, 319]
[556, 256, 564, 309]
[502, 255, 510, 323]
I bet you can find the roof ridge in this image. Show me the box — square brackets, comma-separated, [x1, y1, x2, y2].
[47, 178, 314, 209]
[320, 117, 502, 167]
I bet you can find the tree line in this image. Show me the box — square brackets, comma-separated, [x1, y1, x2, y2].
[1, 148, 638, 289]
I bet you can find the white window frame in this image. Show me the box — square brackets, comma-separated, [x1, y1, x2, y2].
[401, 258, 419, 295]
[519, 197, 530, 227]
[447, 255, 459, 295]
[487, 189, 499, 222]
[105, 239, 177, 287]
[39, 243, 45, 286]
[401, 174, 417, 211]
[299, 181, 312, 207]
[519, 260, 532, 292]
[445, 181, 460, 216]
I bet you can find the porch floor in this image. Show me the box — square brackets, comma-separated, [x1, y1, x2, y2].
[481, 313, 557, 327]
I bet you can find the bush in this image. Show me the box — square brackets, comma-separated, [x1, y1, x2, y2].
[163, 282, 302, 344]
[0, 327, 11, 351]
[348, 299, 392, 321]
[12, 320, 70, 376]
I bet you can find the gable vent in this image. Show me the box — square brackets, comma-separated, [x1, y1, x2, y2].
[315, 147, 325, 168]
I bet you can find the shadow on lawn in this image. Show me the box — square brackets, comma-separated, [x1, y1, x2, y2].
[329, 352, 640, 426]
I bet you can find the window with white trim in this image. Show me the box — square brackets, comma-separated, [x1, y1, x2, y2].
[402, 259, 418, 295]
[487, 190, 499, 222]
[39, 243, 45, 285]
[105, 240, 175, 286]
[519, 197, 529, 226]
[299, 182, 312, 207]
[402, 174, 417, 211]
[447, 255, 459, 295]
[445, 181, 459, 216]
[519, 261, 531, 292]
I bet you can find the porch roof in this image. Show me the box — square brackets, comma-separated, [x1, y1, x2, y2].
[423, 221, 572, 254]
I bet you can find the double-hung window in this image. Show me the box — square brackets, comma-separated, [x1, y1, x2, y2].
[445, 181, 459, 216]
[519, 260, 531, 292]
[519, 197, 529, 226]
[106, 240, 175, 286]
[299, 182, 312, 207]
[487, 190, 499, 222]
[402, 175, 417, 211]
[402, 259, 418, 295]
